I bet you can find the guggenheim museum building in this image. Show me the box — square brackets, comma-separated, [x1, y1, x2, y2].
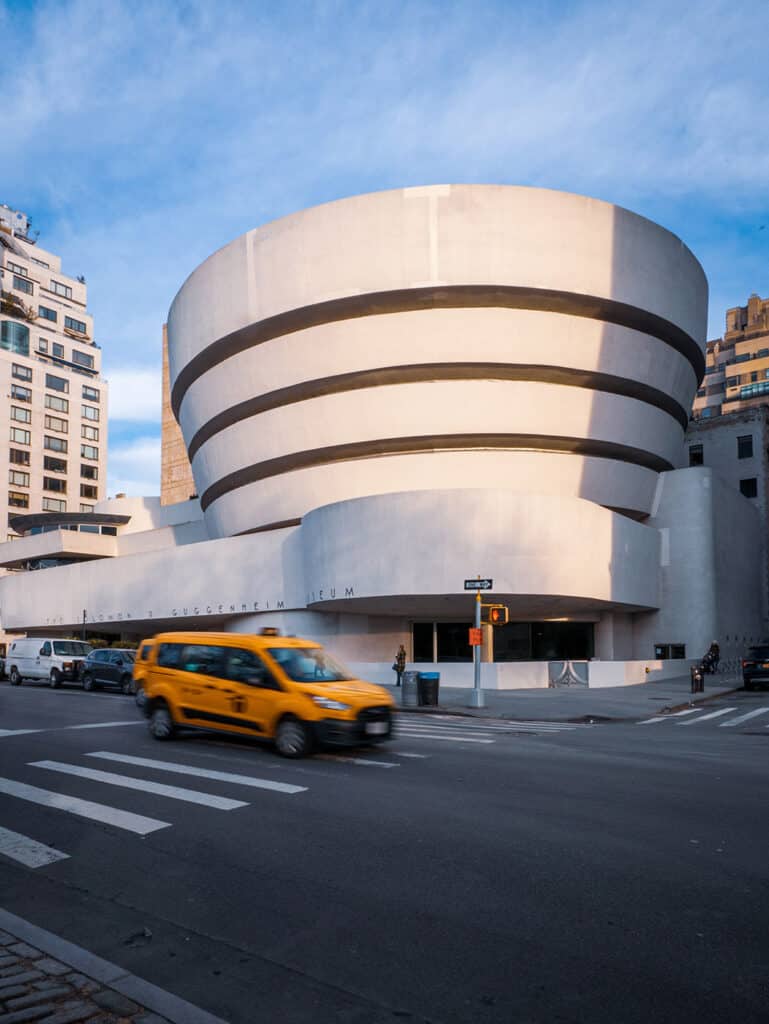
[0, 185, 763, 687]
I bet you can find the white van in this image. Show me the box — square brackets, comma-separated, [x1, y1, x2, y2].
[7, 638, 93, 687]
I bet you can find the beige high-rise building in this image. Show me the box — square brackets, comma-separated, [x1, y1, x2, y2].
[0, 204, 108, 536]
[692, 293, 769, 420]
[160, 323, 195, 505]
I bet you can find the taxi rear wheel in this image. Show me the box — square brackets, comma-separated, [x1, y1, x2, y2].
[275, 717, 311, 758]
[149, 703, 175, 741]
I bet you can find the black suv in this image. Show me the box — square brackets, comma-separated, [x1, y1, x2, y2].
[742, 644, 769, 691]
[81, 649, 136, 694]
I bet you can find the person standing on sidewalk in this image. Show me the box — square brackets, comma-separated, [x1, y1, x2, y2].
[393, 644, 407, 687]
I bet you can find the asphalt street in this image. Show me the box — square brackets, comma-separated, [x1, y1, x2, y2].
[1, 681, 768, 1024]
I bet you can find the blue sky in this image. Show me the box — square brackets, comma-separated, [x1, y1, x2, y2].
[2, 0, 768, 496]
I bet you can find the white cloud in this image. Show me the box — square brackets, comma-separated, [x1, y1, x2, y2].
[106, 367, 162, 422]
[107, 436, 160, 498]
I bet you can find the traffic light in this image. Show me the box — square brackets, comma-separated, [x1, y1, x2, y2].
[487, 605, 508, 626]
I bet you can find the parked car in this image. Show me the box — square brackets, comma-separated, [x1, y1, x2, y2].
[7, 637, 93, 687]
[140, 628, 394, 757]
[81, 648, 136, 694]
[742, 644, 769, 691]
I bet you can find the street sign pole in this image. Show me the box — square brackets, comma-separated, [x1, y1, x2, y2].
[470, 581, 485, 708]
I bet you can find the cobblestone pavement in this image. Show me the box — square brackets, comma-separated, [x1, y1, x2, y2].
[0, 930, 170, 1024]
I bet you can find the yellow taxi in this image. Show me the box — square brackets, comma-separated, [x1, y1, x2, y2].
[132, 638, 155, 710]
[139, 629, 394, 757]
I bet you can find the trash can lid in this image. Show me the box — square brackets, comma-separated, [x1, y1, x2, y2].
[418, 672, 440, 680]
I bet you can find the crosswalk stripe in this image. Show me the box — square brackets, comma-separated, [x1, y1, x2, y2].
[677, 707, 737, 725]
[396, 724, 496, 739]
[0, 729, 42, 738]
[317, 755, 399, 768]
[392, 732, 494, 744]
[65, 722, 144, 731]
[719, 708, 769, 727]
[30, 761, 248, 811]
[396, 752, 430, 759]
[638, 709, 701, 724]
[0, 826, 69, 868]
[85, 751, 308, 794]
[0, 776, 169, 835]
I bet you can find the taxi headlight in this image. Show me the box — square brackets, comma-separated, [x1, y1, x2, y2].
[310, 695, 351, 711]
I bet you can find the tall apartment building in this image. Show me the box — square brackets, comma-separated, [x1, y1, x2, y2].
[160, 324, 195, 505]
[692, 293, 769, 420]
[0, 204, 107, 536]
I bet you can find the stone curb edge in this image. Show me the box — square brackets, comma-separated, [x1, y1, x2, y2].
[0, 907, 228, 1024]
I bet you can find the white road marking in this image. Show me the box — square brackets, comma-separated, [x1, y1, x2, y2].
[318, 755, 399, 768]
[719, 708, 769, 727]
[395, 752, 430, 759]
[0, 777, 169, 835]
[638, 709, 701, 724]
[396, 722, 496, 738]
[0, 826, 69, 868]
[85, 751, 308, 794]
[0, 729, 42, 738]
[65, 721, 144, 731]
[30, 761, 248, 810]
[393, 732, 494, 744]
[677, 707, 738, 725]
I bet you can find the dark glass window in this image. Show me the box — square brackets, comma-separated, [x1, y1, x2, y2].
[412, 622, 433, 662]
[52, 342, 64, 358]
[532, 622, 594, 660]
[740, 477, 758, 499]
[12, 363, 32, 381]
[223, 649, 278, 688]
[493, 622, 532, 662]
[737, 435, 753, 459]
[82, 385, 100, 401]
[689, 444, 704, 467]
[64, 316, 87, 334]
[81, 464, 98, 480]
[13, 275, 33, 294]
[11, 384, 31, 402]
[436, 622, 473, 662]
[72, 349, 94, 369]
[44, 435, 68, 453]
[157, 643, 182, 668]
[9, 448, 30, 466]
[80, 484, 98, 500]
[179, 644, 224, 675]
[44, 456, 67, 473]
[43, 477, 67, 493]
[38, 305, 57, 322]
[100, 525, 117, 536]
[45, 373, 68, 393]
[1, 321, 30, 356]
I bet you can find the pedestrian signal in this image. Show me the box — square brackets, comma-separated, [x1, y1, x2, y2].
[487, 605, 508, 626]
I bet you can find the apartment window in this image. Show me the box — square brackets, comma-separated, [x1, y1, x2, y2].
[6, 261, 26, 276]
[42, 497, 66, 512]
[81, 424, 99, 441]
[10, 448, 30, 466]
[737, 435, 754, 459]
[82, 385, 99, 402]
[688, 444, 704, 467]
[50, 281, 72, 299]
[751, 371, 759, 383]
[72, 349, 94, 369]
[52, 342, 64, 359]
[44, 435, 68, 453]
[80, 483, 98, 500]
[44, 414, 68, 433]
[1, 321, 30, 356]
[80, 464, 98, 480]
[10, 428, 30, 445]
[44, 456, 67, 473]
[726, 376, 740, 388]
[79, 504, 94, 513]
[30, 256, 49, 269]
[10, 406, 31, 424]
[44, 476, 67, 494]
[13, 276, 33, 295]
[38, 338, 48, 353]
[9, 491, 29, 508]
[696, 388, 706, 398]
[11, 384, 31, 403]
[12, 363, 32, 382]
[64, 316, 87, 334]
[45, 394, 68, 413]
[81, 404, 99, 421]
[45, 373, 68, 393]
[81, 444, 98, 460]
[740, 478, 758, 499]
[38, 305, 57, 322]
[101, 525, 117, 536]
[9, 470, 29, 487]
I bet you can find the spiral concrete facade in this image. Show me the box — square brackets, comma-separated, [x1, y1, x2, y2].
[167, 185, 706, 540]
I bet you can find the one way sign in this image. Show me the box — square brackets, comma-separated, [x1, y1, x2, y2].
[464, 579, 493, 591]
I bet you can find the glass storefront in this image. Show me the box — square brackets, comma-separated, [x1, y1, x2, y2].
[413, 620, 594, 662]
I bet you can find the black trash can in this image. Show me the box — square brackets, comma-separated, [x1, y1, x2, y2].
[417, 671, 440, 706]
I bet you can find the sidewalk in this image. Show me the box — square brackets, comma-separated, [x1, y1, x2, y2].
[386, 672, 742, 722]
[0, 909, 226, 1024]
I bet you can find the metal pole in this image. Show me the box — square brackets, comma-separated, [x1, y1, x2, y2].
[469, 590, 485, 707]
[81, 609, 86, 642]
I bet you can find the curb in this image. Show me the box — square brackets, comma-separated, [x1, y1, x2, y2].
[0, 908, 228, 1024]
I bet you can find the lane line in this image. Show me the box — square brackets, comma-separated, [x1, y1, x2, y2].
[0, 729, 43, 738]
[316, 755, 399, 768]
[395, 752, 430, 759]
[65, 722, 144, 731]
[0, 826, 69, 869]
[392, 732, 494, 744]
[677, 707, 738, 725]
[719, 707, 769, 727]
[85, 751, 308, 795]
[0, 777, 169, 835]
[30, 761, 248, 811]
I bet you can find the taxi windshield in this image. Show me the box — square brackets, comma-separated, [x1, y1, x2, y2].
[267, 646, 353, 683]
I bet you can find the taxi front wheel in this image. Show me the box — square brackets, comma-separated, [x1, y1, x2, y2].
[149, 704, 176, 741]
[275, 717, 311, 758]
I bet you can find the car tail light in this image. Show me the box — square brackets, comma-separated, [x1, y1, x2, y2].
[742, 659, 754, 668]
